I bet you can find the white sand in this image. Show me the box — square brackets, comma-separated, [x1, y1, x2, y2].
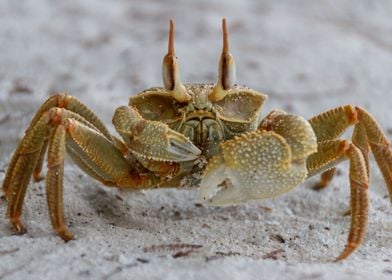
[0, 1, 391, 279]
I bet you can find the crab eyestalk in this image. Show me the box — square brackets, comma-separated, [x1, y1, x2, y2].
[209, 18, 236, 102]
[162, 19, 191, 102]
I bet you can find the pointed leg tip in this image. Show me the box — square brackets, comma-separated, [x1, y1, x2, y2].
[58, 229, 74, 242]
[334, 254, 347, 262]
[11, 221, 27, 235]
[334, 253, 346, 262]
[335, 245, 356, 262]
[33, 173, 45, 182]
[311, 183, 327, 191]
[342, 209, 351, 216]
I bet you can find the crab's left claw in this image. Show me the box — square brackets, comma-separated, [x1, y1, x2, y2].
[199, 114, 317, 206]
[199, 131, 292, 205]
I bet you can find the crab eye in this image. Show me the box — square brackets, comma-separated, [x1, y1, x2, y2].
[209, 18, 236, 102]
[162, 19, 191, 102]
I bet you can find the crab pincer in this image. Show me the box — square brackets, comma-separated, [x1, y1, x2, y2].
[199, 112, 318, 206]
[113, 106, 201, 162]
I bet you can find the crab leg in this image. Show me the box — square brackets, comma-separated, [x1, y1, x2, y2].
[312, 125, 369, 190]
[312, 167, 336, 190]
[45, 118, 162, 240]
[46, 124, 70, 240]
[31, 94, 114, 180]
[3, 107, 162, 239]
[3, 94, 112, 196]
[356, 107, 392, 201]
[27, 93, 112, 140]
[306, 140, 369, 261]
[32, 136, 50, 182]
[352, 123, 370, 176]
[6, 113, 51, 233]
[309, 105, 392, 200]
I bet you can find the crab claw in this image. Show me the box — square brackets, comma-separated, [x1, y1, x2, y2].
[128, 120, 201, 162]
[198, 130, 310, 206]
[162, 125, 202, 161]
[198, 153, 245, 206]
[113, 106, 201, 162]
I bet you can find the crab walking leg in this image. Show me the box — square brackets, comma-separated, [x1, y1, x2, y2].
[6, 115, 162, 239]
[309, 106, 357, 142]
[338, 143, 369, 261]
[28, 94, 112, 140]
[352, 123, 370, 176]
[7, 153, 42, 233]
[33, 136, 50, 182]
[46, 119, 160, 241]
[3, 94, 113, 195]
[4, 108, 102, 232]
[64, 119, 161, 188]
[46, 125, 72, 240]
[29, 93, 115, 178]
[5, 114, 51, 232]
[45, 119, 160, 241]
[3, 142, 37, 199]
[307, 141, 346, 178]
[309, 105, 392, 199]
[2, 131, 48, 198]
[306, 140, 369, 261]
[313, 124, 369, 190]
[308, 106, 354, 189]
[356, 107, 392, 201]
[32, 108, 114, 183]
[3, 107, 109, 197]
[312, 167, 336, 190]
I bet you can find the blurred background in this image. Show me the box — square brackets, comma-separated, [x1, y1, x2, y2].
[0, 1, 392, 279]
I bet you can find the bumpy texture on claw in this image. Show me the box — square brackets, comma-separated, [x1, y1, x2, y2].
[199, 112, 317, 206]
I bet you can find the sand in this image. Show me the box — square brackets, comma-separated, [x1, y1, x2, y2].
[0, 1, 391, 279]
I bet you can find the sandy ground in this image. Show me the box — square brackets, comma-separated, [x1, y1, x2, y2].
[0, 0, 392, 279]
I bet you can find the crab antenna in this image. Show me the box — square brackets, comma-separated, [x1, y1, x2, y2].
[162, 19, 191, 102]
[210, 18, 236, 102]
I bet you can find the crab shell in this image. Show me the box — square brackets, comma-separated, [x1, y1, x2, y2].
[128, 84, 318, 206]
[129, 84, 267, 159]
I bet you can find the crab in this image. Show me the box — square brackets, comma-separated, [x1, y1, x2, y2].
[2, 19, 392, 261]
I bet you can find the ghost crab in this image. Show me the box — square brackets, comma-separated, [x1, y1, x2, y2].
[2, 19, 392, 261]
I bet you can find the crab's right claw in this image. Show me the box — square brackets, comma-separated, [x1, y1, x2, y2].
[124, 121, 200, 162]
[129, 120, 201, 162]
[198, 130, 309, 206]
[113, 106, 201, 162]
